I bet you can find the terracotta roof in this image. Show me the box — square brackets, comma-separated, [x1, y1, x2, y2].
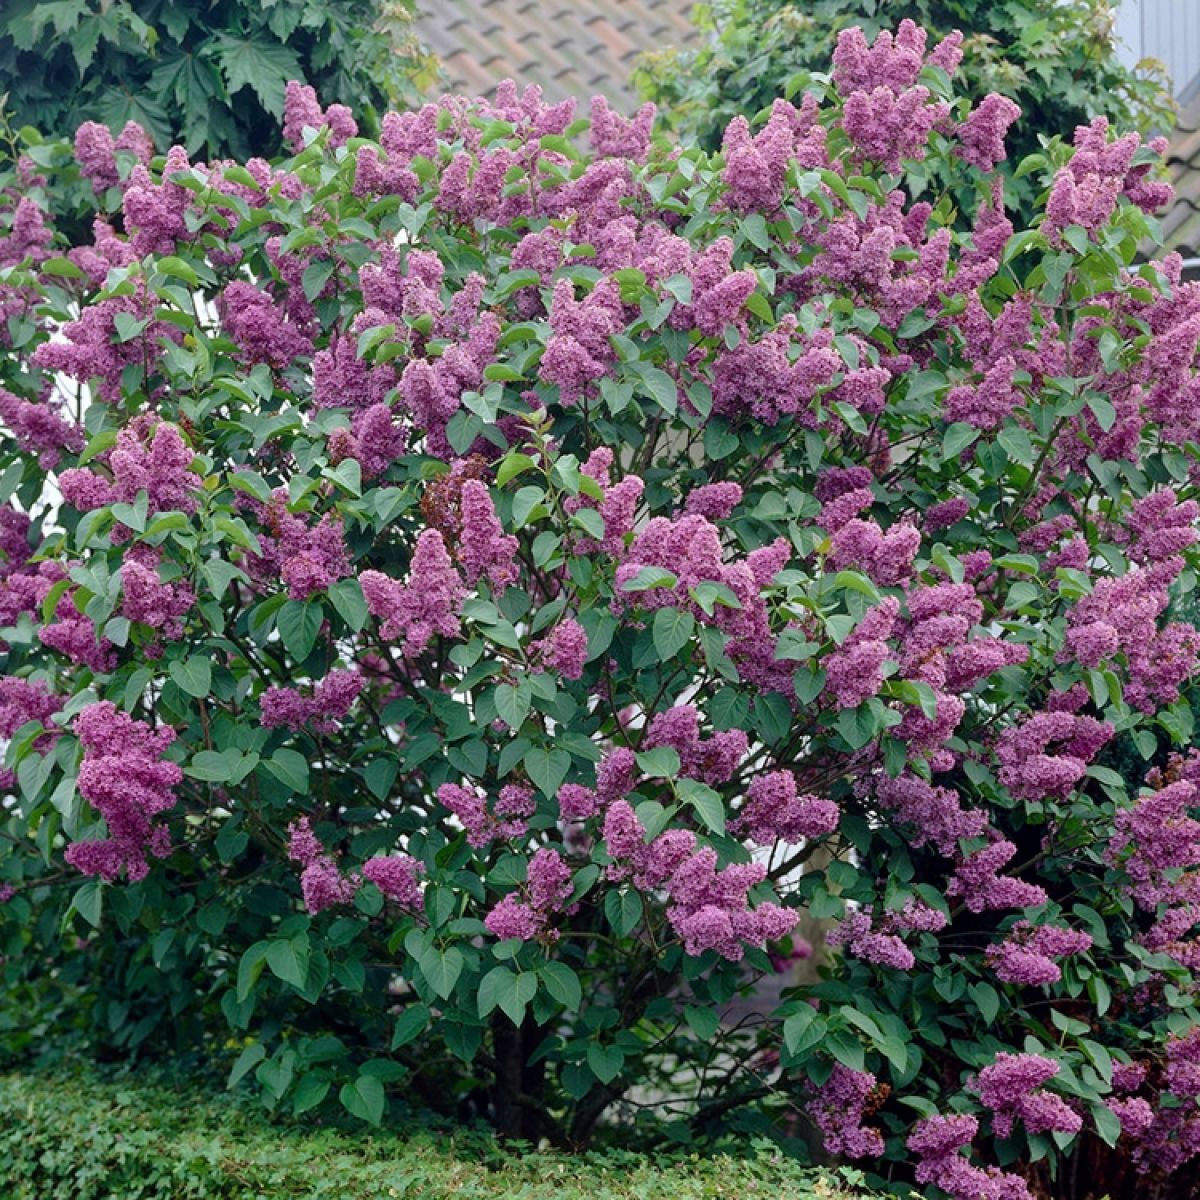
[415, 0, 702, 113]
[1165, 95, 1200, 266]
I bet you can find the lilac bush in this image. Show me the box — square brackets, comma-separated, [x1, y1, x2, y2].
[0, 28, 1198, 1197]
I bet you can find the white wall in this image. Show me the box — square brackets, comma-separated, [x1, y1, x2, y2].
[1116, 0, 1200, 102]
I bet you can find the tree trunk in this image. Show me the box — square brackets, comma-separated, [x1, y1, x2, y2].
[490, 1011, 546, 1141]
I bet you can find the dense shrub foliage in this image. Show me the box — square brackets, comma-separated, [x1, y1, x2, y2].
[0, 0, 434, 159]
[636, 0, 1174, 224]
[1, 22, 1199, 1200]
[0, 1069, 871, 1199]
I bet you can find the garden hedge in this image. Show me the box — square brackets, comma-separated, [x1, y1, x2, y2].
[0, 1070, 871, 1200]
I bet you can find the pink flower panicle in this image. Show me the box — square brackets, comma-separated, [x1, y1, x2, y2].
[986, 921, 1093, 985]
[458, 479, 519, 591]
[361, 854, 424, 909]
[603, 800, 796, 960]
[260, 669, 362, 733]
[908, 1113, 1034, 1200]
[972, 1053, 1082, 1139]
[59, 420, 199, 524]
[805, 1065, 885, 1159]
[643, 704, 748, 786]
[283, 81, 358, 152]
[483, 846, 574, 942]
[947, 839, 1048, 913]
[828, 910, 915, 970]
[65, 702, 181, 883]
[0, 386, 83, 468]
[733, 770, 839, 845]
[360, 528, 466, 655]
[120, 548, 195, 641]
[286, 818, 358, 914]
[534, 617, 589, 681]
[439, 781, 536, 847]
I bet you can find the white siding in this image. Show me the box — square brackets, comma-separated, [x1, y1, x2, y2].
[1117, 0, 1200, 101]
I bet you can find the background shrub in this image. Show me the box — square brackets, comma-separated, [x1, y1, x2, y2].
[0, 0, 435, 159]
[0, 21, 1198, 1200]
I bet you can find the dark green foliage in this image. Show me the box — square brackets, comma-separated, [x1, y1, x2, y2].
[636, 0, 1174, 222]
[0, 1069, 870, 1200]
[0, 0, 435, 158]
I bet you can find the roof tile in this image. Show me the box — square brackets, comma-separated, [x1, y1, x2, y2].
[416, 0, 700, 113]
[1158, 95, 1200, 267]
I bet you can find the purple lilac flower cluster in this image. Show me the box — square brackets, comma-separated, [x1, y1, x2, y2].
[438, 781, 537, 848]
[908, 1114, 1033, 1200]
[59, 420, 199, 529]
[360, 529, 466, 656]
[287, 818, 422, 915]
[65, 702, 181, 882]
[805, 1065, 885, 1158]
[260, 670, 362, 734]
[484, 847, 575, 941]
[120, 546, 195, 646]
[603, 799, 796, 960]
[986, 921, 1093, 986]
[971, 1053, 1082, 1139]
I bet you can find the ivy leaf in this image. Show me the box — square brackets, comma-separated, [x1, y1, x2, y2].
[95, 87, 173, 149]
[147, 50, 221, 154]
